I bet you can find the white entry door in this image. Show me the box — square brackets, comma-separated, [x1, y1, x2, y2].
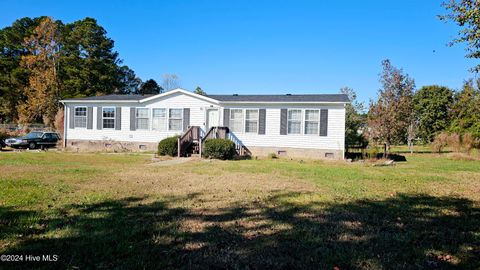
[206, 109, 219, 130]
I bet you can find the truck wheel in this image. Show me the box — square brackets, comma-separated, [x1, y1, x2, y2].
[29, 142, 36, 150]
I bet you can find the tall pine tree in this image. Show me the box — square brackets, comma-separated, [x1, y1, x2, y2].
[60, 17, 121, 97]
[0, 17, 42, 122]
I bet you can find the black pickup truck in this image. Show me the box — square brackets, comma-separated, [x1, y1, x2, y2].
[4, 131, 61, 150]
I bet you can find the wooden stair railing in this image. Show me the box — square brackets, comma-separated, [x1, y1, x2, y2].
[177, 126, 201, 157]
[201, 126, 229, 143]
[202, 127, 216, 142]
[201, 126, 251, 157]
[227, 131, 252, 156]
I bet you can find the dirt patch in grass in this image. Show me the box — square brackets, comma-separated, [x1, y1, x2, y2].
[148, 157, 194, 166]
[447, 152, 480, 161]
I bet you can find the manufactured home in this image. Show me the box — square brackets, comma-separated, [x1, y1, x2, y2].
[60, 88, 348, 159]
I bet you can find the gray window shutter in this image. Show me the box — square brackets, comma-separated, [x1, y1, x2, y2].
[183, 108, 190, 131]
[280, 109, 287, 135]
[258, 109, 266, 135]
[87, 107, 93, 129]
[115, 107, 121, 130]
[130, 107, 136, 131]
[69, 107, 74, 129]
[97, 107, 103, 130]
[320, 109, 328, 136]
[223, 109, 230, 127]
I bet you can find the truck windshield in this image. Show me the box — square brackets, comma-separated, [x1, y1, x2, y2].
[24, 132, 43, 139]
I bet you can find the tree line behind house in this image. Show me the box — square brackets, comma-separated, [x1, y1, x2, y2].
[2, 0, 480, 155]
[342, 0, 480, 156]
[344, 59, 480, 155]
[0, 16, 207, 126]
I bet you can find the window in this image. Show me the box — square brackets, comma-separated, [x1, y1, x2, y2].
[245, 109, 258, 133]
[287, 109, 302, 134]
[152, 108, 166, 131]
[304, 109, 320, 135]
[136, 108, 150, 130]
[74, 107, 87, 128]
[25, 132, 43, 139]
[230, 109, 243, 133]
[102, 107, 115, 129]
[169, 108, 183, 131]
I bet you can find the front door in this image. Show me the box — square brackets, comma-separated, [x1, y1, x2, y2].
[206, 109, 219, 130]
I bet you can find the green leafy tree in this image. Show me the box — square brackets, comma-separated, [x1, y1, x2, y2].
[449, 79, 480, 138]
[413, 85, 454, 143]
[136, 79, 163, 95]
[339, 87, 367, 149]
[194, 86, 207, 96]
[368, 60, 415, 154]
[0, 17, 42, 122]
[440, 0, 480, 72]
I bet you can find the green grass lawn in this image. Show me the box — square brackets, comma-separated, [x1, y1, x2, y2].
[0, 152, 479, 269]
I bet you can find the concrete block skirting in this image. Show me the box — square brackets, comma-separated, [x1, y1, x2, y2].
[66, 140, 158, 152]
[247, 146, 343, 160]
[66, 139, 343, 159]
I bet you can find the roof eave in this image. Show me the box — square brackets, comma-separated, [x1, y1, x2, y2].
[59, 100, 140, 103]
[218, 101, 349, 104]
[139, 88, 221, 104]
[60, 100, 349, 104]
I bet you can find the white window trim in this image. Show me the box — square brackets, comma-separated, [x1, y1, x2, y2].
[229, 108, 245, 134]
[304, 109, 320, 136]
[168, 108, 184, 131]
[135, 108, 150, 130]
[287, 108, 303, 135]
[102, 107, 116, 130]
[244, 109, 259, 134]
[73, 106, 87, 129]
[151, 108, 167, 131]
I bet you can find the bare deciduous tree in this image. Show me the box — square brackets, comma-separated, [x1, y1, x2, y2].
[161, 74, 180, 91]
[407, 122, 418, 154]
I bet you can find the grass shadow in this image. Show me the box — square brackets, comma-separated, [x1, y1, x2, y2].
[1, 193, 479, 269]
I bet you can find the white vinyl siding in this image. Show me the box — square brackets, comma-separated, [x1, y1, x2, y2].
[230, 109, 243, 133]
[220, 106, 345, 151]
[136, 108, 150, 130]
[287, 109, 302, 134]
[304, 109, 320, 135]
[102, 107, 115, 129]
[64, 91, 345, 154]
[74, 107, 87, 128]
[169, 109, 183, 131]
[66, 93, 219, 143]
[152, 108, 167, 131]
[245, 109, 259, 133]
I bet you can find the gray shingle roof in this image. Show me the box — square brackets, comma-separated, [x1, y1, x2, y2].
[206, 94, 349, 103]
[63, 93, 349, 103]
[64, 94, 154, 101]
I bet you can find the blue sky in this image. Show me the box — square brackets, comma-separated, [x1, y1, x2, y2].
[1, 0, 476, 103]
